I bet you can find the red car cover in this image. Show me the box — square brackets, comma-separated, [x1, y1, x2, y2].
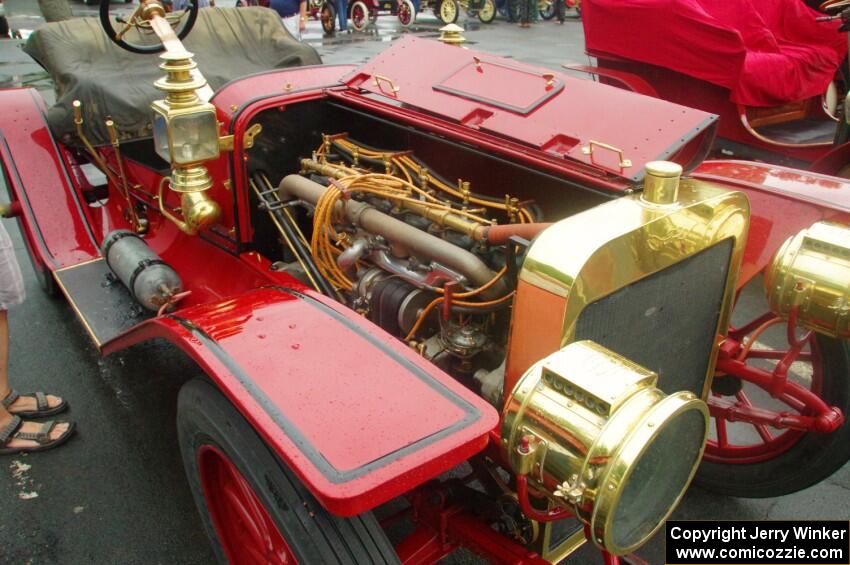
[583, 0, 847, 107]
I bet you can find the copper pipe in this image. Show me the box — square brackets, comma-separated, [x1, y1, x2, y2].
[476, 222, 553, 245]
[278, 175, 508, 299]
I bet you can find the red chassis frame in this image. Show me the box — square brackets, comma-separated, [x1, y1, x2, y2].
[3, 37, 850, 562]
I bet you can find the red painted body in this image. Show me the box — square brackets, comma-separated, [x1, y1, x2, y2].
[583, 51, 843, 170]
[3, 34, 850, 563]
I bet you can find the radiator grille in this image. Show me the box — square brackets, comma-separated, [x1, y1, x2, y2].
[574, 239, 734, 396]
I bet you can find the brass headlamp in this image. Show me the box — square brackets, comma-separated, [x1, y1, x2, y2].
[501, 341, 708, 555]
[151, 50, 221, 235]
[765, 221, 850, 338]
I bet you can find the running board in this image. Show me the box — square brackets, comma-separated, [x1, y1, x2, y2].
[54, 258, 150, 349]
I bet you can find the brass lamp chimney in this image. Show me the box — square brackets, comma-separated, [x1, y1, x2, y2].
[151, 50, 221, 235]
[438, 23, 466, 46]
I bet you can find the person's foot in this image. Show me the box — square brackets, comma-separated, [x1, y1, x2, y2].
[2, 419, 72, 451]
[0, 414, 75, 454]
[2, 389, 66, 417]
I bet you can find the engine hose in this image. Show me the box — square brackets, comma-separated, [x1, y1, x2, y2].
[477, 222, 553, 245]
[252, 173, 339, 299]
[278, 175, 510, 300]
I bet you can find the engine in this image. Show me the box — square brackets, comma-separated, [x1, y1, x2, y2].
[255, 131, 752, 556]
[265, 134, 545, 393]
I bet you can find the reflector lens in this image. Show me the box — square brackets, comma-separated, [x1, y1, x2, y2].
[610, 408, 706, 549]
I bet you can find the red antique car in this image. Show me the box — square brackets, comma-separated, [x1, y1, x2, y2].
[578, 0, 850, 175]
[2, 1, 850, 563]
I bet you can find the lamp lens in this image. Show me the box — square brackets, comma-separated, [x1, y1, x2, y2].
[171, 112, 219, 165]
[611, 408, 705, 549]
[153, 113, 170, 162]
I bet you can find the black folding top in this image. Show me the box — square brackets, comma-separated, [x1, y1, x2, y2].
[23, 7, 321, 147]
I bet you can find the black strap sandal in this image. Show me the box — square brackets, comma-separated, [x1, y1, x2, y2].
[2, 389, 68, 418]
[0, 416, 76, 455]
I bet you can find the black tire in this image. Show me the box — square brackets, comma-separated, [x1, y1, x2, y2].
[177, 379, 400, 564]
[697, 335, 850, 497]
[0, 16, 8, 38]
[538, 0, 555, 19]
[477, 0, 495, 23]
[321, 1, 337, 34]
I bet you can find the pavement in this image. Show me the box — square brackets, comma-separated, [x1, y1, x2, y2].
[0, 3, 849, 564]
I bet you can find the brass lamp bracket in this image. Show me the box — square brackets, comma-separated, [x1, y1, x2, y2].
[219, 123, 263, 152]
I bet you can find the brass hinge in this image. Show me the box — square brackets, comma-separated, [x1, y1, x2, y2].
[219, 123, 263, 152]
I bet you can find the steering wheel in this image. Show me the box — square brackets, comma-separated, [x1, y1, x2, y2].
[101, 0, 200, 55]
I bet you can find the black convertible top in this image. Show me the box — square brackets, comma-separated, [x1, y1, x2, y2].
[24, 7, 322, 147]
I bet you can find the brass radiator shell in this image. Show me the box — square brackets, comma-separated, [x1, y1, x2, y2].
[504, 180, 750, 402]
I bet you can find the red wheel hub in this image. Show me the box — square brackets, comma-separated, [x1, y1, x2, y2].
[399, 4, 411, 25]
[198, 445, 297, 565]
[353, 5, 366, 26]
[704, 314, 824, 465]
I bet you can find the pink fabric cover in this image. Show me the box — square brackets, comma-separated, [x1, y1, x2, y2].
[583, 0, 847, 106]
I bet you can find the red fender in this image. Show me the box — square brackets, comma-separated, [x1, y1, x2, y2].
[0, 88, 100, 271]
[693, 159, 850, 287]
[102, 286, 498, 517]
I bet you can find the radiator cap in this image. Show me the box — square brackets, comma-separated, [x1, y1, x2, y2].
[642, 161, 682, 205]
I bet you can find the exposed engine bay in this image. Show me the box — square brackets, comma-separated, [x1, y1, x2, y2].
[255, 132, 552, 401]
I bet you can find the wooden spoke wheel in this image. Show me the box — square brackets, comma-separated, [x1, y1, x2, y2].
[437, 0, 459, 23]
[321, 1, 337, 34]
[398, 0, 415, 26]
[696, 299, 850, 497]
[177, 380, 400, 564]
[477, 0, 495, 23]
[350, 0, 371, 31]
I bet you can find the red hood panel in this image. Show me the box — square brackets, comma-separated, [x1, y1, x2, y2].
[342, 35, 717, 182]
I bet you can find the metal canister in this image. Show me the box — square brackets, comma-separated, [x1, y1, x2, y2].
[101, 230, 183, 311]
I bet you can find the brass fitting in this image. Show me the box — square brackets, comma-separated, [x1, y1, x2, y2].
[642, 161, 682, 206]
[154, 51, 207, 109]
[438, 23, 466, 46]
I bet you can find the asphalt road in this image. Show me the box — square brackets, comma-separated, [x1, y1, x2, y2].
[0, 4, 849, 565]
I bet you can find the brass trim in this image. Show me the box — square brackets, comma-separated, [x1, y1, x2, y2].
[54, 257, 106, 273]
[541, 528, 585, 563]
[581, 140, 632, 169]
[372, 75, 401, 97]
[511, 179, 750, 400]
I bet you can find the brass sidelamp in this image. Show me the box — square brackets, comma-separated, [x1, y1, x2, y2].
[765, 221, 850, 338]
[501, 341, 708, 556]
[152, 50, 222, 235]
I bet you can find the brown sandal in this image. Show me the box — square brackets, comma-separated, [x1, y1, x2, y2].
[0, 416, 76, 455]
[2, 389, 68, 418]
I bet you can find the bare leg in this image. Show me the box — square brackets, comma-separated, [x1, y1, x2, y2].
[0, 309, 9, 399]
[0, 310, 63, 413]
[0, 310, 69, 450]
